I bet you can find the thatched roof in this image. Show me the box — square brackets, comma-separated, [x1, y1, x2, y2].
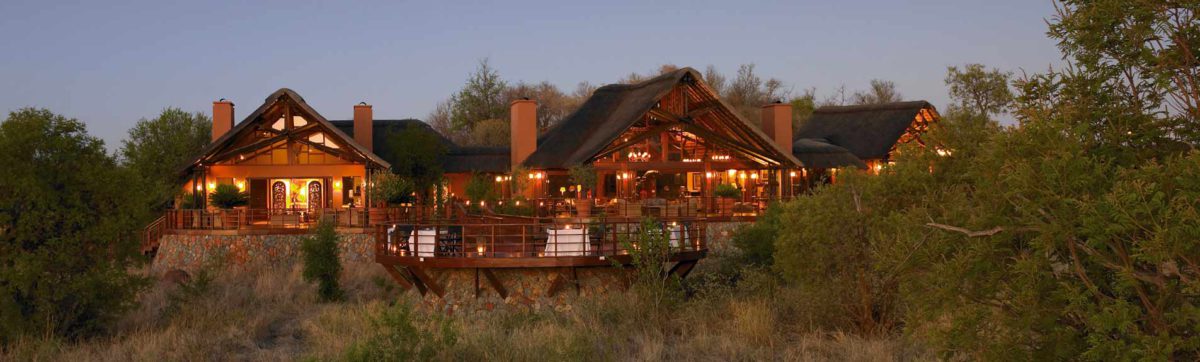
[331, 119, 510, 174]
[794, 101, 935, 162]
[443, 147, 510, 173]
[523, 67, 800, 169]
[791, 138, 868, 169]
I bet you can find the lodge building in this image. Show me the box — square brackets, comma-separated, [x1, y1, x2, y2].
[150, 67, 939, 297]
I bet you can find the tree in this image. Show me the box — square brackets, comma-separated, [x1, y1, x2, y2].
[427, 100, 465, 145]
[368, 172, 416, 205]
[468, 118, 509, 147]
[504, 81, 576, 131]
[449, 59, 508, 133]
[725, 64, 788, 121]
[301, 217, 343, 302]
[207, 184, 247, 209]
[120, 108, 211, 211]
[789, 88, 817, 130]
[382, 126, 446, 201]
[945, 64, 1013, 118]
[851, 79, 903, 105]
[0, 108, 147, 343]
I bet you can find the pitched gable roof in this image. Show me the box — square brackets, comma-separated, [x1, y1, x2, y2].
[181, 88, 390, 176]
[794, 101, 936, 161]
[523, 67, 801, 169]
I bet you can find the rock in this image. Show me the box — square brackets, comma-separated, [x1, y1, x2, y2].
[162, 269, 191, 284]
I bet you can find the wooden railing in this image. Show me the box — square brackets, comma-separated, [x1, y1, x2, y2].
[507, 196, 778, 219]
[161, 207, 426, 231]
[141, 214, 167, 254]
[374, 217, 708, 260]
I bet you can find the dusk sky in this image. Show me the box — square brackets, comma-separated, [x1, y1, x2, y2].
[0, 0, 1063, 149]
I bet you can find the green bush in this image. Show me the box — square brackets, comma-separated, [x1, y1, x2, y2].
[567, 164, 597, 197]
[464, 172, 496, 203]
[301, 218, 343, 302]
[207, 184, 248, 209]
[713, 183, 741, 198]
[344, 302, 457, 361]
[368, 172, 416, 205]
[731, 202, 781, 266]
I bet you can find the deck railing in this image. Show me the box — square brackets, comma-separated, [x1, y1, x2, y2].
[161, 207, 425, 231]
[507, 196, 781, 219]
[374, 217, 707, 260]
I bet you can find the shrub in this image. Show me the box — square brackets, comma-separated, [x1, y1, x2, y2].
[301, 218, 343, 302]
[464, 172, 496, 203]
[207, 184, 248, 209]
[730, 202, 781, 266]
[344, 302, 457, 361]
[567, 164, 597, 197]
[368, 172, 415, 205]
[614, 217, 683, 319]
[713, 183, 741, 198]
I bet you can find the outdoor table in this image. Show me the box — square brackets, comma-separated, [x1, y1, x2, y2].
[668, 224, 687, 250]
[410, 229, 438, 257]
[545, 227, 589, 256]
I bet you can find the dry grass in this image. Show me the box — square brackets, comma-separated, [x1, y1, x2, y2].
[1, 253, 925, 361]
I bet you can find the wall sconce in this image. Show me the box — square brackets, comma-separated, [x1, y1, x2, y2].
[789, 171, 797, 178]
[495, 176, 503, 182]
[727, 169, 737, 177]
[236, 181, 246, 191]
[705, 172, 713, 179]
[334, 180, 342, 190]
[207, 182, 215, 190]
[195, 184, 202, 191]
[750, 173, 758, 180]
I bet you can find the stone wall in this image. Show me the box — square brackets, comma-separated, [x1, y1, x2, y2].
[151, 232, 374, 273]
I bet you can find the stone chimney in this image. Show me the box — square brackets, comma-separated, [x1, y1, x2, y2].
[212, 99, 234, 142]
[510, 98, 537, 168]
[354, 102, 373, 152]
[760, 101, 793, 154]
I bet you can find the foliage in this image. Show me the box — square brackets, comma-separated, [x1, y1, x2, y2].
[207, 184, 247, 209]
[469, 118, 509, 147]
[850, 79, 903, 105]
[945, 63, 1013, 118]
[382, 125, 446, 201]
[566, 164, 597, 194]
[492, 197, 535, 217]
[509, 165, 530, 197]
[301, 218, 343, 302]
[614, 218, 682, 316]
[119, 108, 211, 212]
[368, 172, 415, 205]
[0, 108, 148, 343]
[449, 59, 509, 133]
[713, 183, 741, 198]
[464, 172, 496, 203]
[731, 203, 782, 266]
[344, 302, 457, 361]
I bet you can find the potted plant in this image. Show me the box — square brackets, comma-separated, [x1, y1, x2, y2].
[713, 183, 741, 214]
[568, 164, 597, 218]
[368, 172, 416, 222]
[209, 184, 248, 228]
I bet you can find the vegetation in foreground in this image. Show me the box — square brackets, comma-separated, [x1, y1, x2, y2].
[0, 248, 918, 361]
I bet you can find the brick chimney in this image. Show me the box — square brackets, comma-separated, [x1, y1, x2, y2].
[760, 101, 793, 154]
[353, 102, 373, 152]
[212, 99, 234, 142]
[510, 98, 537, 168]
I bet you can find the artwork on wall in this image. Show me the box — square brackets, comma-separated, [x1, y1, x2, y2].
[686, 172, 702, 192]
[271, 181, 287, 210]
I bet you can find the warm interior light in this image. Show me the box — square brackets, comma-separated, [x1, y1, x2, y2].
[334, 181, 342, 189]
[705, 172, 712, 178]
[477, 245, 485, 254]
[195, 184, 202, 191]
[727, 169, 737, 177]
[789, 171, 797, 177]
[236, 181, 246, 191]
[495, 176, 503, 182]
[207, 182, 215, 190]
[750, 173, 758, 179]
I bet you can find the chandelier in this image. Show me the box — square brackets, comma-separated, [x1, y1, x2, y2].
[710, 154, 731, 161]
[628, 150, 651, 162]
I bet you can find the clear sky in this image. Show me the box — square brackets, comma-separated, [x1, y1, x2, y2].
[0, 0, 1063, 149]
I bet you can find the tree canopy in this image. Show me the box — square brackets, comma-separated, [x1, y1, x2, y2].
[0, 108, 146, 343]
[120, 108, 211, 211]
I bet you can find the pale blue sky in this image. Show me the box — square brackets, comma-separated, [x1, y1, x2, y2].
[0, 0, 1062, 148]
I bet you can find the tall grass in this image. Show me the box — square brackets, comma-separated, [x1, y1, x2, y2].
[1, 249, 922, 361]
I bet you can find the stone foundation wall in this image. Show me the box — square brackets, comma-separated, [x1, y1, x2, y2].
[151, 232, 374, 273]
